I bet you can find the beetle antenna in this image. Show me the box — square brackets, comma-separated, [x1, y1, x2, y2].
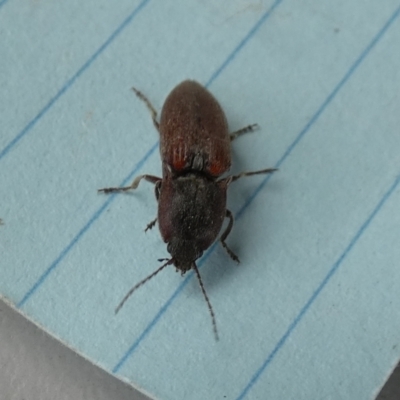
[192, 263, 219, 341]
[115, 259, 173, 314]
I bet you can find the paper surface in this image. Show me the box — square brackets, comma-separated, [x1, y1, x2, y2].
[1, 1, 400, 399]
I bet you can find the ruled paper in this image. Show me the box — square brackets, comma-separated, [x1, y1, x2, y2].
[1, 1, 400, 399]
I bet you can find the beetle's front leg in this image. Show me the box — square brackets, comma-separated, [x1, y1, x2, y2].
[98, 174, 161, 194]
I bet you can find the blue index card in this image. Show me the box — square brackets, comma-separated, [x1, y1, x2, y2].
[1, 0, 400, 399]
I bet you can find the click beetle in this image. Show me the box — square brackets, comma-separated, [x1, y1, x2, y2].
[99, 80, 277, 340]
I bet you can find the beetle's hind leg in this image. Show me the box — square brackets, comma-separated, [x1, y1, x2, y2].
[220, 210, 240, 263]
[230, 123, 259, 141]
[98, 175, 161, 194]
[131, 87, 159, 131]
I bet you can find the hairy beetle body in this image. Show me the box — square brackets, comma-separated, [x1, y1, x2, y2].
[99, 80, 277, 339]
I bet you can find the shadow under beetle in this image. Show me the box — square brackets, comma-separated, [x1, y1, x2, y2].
[99, 80, 277, 340]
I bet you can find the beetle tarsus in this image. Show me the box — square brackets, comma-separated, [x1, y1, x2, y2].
[97, 187, 119, 194]
[230, 123, 259, 141]
[145, 218, 157, 232]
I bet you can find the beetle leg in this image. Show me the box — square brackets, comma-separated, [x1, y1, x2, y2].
[154, 180, 161, 200]
[230, 168, 277, 183]
[145, 218, 157, 232]
[98, 175, 161, 194]
[131, 87, 160, 131]
[220, 210, 240, 263]
[230, 123, 259, 141]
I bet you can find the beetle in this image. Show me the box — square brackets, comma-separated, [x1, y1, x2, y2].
[99, 80, 277, 340]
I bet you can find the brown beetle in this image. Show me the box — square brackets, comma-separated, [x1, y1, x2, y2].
[99, 80, 276, 339]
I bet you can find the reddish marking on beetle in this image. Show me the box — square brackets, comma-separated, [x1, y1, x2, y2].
[208, 160, 225, 177]
[99, 80, 277, 340]
[171, 140, 188, 171]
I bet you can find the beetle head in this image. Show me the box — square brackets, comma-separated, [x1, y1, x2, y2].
[167, 239, 203, 274]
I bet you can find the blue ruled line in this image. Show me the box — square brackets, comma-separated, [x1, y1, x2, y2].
[0, 0, 151, 162]
[236, 172, 400, 399]
[235, 7, 400, 399]
[206, 0, 284, 87]
[0, 0, 9, 9]
[112, 4, 400, 374]
[17, 142, 158, 308]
